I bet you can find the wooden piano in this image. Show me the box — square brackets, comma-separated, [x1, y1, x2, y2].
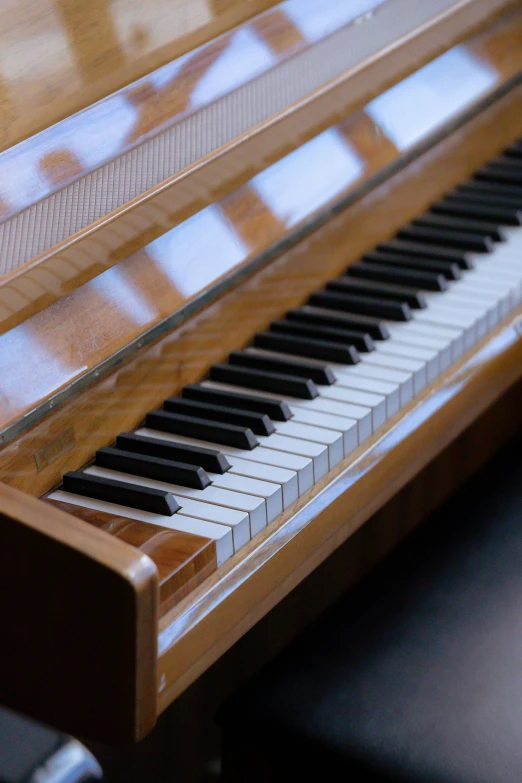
[1, 0, 521, 765]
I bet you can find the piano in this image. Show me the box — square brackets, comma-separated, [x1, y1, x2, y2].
[0, 0, 521, 767]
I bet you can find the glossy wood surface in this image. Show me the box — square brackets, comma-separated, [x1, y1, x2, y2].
[46, 500, 218, 609]
[0, 0, 517, 335]
[1, 11, 521, 440]
[0, 0, 283, 153]
[1, 76, 521, 496]
[0, 0, 385, 213]
[0, 481, 159, 743]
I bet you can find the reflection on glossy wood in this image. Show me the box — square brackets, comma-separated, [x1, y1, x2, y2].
[46, 499, 218, 608]
[0, 0, 517, 335]
[0, 71, 521, 460]
[0, 0, 383, 210]
[0, 0, 281, 151]
[0, 481, 158, 743]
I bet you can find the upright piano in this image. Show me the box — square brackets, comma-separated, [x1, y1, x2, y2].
[0, 0, 521, 762]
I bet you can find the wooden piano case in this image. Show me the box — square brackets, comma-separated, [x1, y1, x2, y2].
[0, 0, 521, 752]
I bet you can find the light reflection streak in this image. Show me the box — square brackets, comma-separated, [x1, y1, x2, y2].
[283, 0, 385, 41]
[0, 324, 86, 411]
[146, 205, 248, 296]
[367, 47, 497, 150]
[251, 129, 364, 227]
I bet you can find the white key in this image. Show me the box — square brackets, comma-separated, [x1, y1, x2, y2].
[414, 307, 477, 352]
[208, 472, 283, 522]
[387, 320, 464, 364]
[137, 427, 315, 495]
[256, 433, 329, 480]
[328, 368, 400, 417]
[423, 293, 491, 337]
[360, 351, 426, 395]
[84, 465, 264, 543]
[273, 420, 344, 467]
[200, 380, 373, 441]
[374, 341, 439, 383]
[454, 278, 513, 319]
[283, 407, 359, 455]
[384, 327, 452, 371]
[49, 490, 234, 566]
[316, 385, 387, 429]
[339, 362, 413, 405]
[227, 456, 299, 508]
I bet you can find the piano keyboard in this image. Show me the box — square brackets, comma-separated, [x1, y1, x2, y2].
[48, 139, 522, 591]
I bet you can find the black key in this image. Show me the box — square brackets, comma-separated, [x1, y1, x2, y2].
[253, 331, 360, 365]
[414, 212, 505, 242]
[432, 196, 522, 227]
[146, 410, 258, 450]
[182, 385, 293, 421]
[62, 471, 179, 516]
[348, 259, 448, 290]
[456, 180, 522, 203]
[116, 432, 231, 474]
[378, 239, 473, 269]
[163, 396, 275, 436]
[475, 164, 522, 187]
[363, 250, 460, 281]
[309, 290, 411, 322]
[505, 141, 522, 159]
[96, 447, 211, 489]
[229, 350, 336, 385]
[270, 319, 375, 352]
[286, 306, 390, 340]
[210, 364, 318, 400]
[397, 224, 493, 253]
[328, 276, 426, 308]
[492, 156, 522, 171]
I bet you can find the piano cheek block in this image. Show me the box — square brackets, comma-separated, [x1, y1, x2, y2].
[45, 500, 218, 607]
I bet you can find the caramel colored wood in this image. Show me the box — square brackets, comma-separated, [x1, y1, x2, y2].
[46, 500, 218, 609]
[0, 483, 159, 743]
[0, 0, 518, 334]
[1, 79, 521, 498]
[0, 0, 280, 152]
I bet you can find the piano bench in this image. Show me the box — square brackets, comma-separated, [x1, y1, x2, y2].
[218, 437, 522, 783]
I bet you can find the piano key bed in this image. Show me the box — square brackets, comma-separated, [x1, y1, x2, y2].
[47, 139, 522, 604]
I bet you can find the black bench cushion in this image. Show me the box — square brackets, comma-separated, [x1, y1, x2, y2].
[219, 440, 522, 783]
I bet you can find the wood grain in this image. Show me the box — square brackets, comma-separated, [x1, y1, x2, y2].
[45, 500, 218, 609]
[1, 80, 521, 498]
[0, 483, 159, 743]
[0, 0, 518, 334]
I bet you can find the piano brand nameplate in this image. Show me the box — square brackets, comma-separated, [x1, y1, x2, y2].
[34, 428, 76, 472]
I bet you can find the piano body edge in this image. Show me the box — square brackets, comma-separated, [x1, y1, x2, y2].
[0, 484, 159, 744]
